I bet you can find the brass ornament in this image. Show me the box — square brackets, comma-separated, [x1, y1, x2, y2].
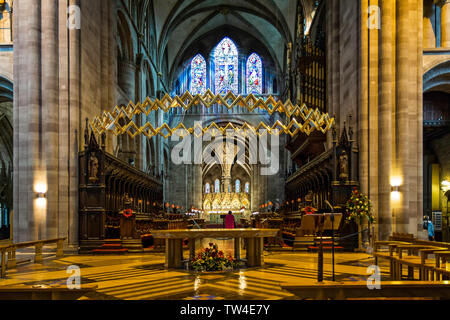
[90, 90, 335, 138]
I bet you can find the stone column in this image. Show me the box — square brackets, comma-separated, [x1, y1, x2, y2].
[359, 0, 369, 195]
[423, 0, 436, 48]
[395, 0, 421, 234]
[68, 0, 81, 247]
[441, 0, 450, 47]
[396, 0, 411, 233]
[118, 60, 136, 164]
[42, 0, 59, 240]
[416, 0, 424, 237]
[407, 1, 420, 235]
[135, 53, 143, 171]
[57, 0, 70, 247]
[13, 0, 42, 242]
[378, 0, 394, 240]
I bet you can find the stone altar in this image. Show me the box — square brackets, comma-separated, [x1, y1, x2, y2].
[151, 228, 279, 269]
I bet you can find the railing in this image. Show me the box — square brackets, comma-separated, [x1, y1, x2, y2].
[0, 238, 66, 278]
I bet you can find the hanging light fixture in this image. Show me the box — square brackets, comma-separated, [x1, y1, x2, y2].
[89, 91, 335, 139]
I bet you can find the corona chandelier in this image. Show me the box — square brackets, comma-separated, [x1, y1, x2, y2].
[90, 90, 335, 139]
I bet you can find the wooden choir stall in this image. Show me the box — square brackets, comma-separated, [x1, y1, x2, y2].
[79, 126, 163, 253]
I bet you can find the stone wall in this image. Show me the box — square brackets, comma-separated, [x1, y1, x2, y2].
[13, 0, 117, 247]
[325, 0, 429, 240]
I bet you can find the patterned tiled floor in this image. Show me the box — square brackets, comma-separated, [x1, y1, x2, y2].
[0, 250, 392, 300]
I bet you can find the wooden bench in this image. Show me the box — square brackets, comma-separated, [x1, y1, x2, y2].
[0, 245, 10, 278]
[1, 238, 66, 278]
[281, 281, 450, 300]
[0, 284, 98, 300]
[372, 241, 411, 278]
[434, 251, 450, 281]
[394, 244, 439, 280]
[417, 248, 449, 280]
[389, 233, 415, 242]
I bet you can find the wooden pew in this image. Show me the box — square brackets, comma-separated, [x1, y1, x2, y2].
[434, 251, 450, 281]
[418, 248, 449, 280]
[0, 284, 98, 300]
[281, 281, 450, 300]
[372, 241, 411, 279]
[0, 245, 10, 278]
[1, 238, 66, 278]
[394, 244, 438, 280]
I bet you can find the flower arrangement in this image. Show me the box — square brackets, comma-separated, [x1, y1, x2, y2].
[191, 243, 238, 272]
[122, 208, 133, 218]
[346, 187, 375, 223]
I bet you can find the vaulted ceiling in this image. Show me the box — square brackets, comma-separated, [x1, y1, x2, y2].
[131, 0, 321, 85]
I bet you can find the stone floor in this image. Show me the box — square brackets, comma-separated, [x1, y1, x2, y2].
[0, 249, 395, 300]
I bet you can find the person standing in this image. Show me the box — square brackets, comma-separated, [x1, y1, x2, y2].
[423, 216, 435, 241]
[225, 211, 235, 229]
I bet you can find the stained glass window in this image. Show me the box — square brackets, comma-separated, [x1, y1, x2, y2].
[205, 183, 210, 194]
[246, 53, 262, 94]
[215, 179, 220, 193]
[214, 37, 239, 95]
[245, 182, 250, 194]
[190, 54, 207, 95]
[235, 180, 241, 193]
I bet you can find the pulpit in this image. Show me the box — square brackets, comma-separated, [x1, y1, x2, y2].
[120, 215, 136, 239]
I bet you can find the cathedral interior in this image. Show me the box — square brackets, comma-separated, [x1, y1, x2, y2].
[0, 0, 450, 303]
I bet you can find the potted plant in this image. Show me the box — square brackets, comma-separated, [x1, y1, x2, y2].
[345, 187, 375, 249]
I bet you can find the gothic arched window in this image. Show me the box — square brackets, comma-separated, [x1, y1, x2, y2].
[214, 37, 239, 95]
[246, 53, 262, 94]
[205, 183, 210, 194]
[245, 182, 250, 194]
[214, 179, 220, 193]
[190, 54, 207, 95]
[235, 180, 241, 193]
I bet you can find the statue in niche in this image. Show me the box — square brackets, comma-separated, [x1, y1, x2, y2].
[88, 153, 99, 183]
[339, 150, 349, 181]
[123, 193, 132, 206]
[305, 190, 313, 204]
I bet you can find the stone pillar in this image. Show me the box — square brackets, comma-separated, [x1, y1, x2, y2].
[423, 0, 436, 48]
[135, 53, 143, 171]
[68, 0, 81, 248]
[441, 0, 450, 47]
[57, 0, 70, 248]
[13, 0, 41, 242]
[395, 0, 421, 234]
[118, 61, 136, 97]
[396, 0, 411, 233]
[42, 0, 59, 240]
[118, 60, 136, 164]
[359, 0, 369, 196]
[416, 0, 424, 237]
[378, 0, 394, 240]
[13, 1, 117, 248]
[407, 1, 420, 236]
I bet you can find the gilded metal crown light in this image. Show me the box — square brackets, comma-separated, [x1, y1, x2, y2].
[90, 90, 335, 139]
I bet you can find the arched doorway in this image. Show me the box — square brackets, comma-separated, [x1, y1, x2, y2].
[0, 76, 12, 242]
[423, 62, 450, 242]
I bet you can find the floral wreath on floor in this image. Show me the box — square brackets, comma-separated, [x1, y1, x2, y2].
[191, 243, 238, 272]
[122, 208, 134, 219]
[346, 187, 375, 223]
